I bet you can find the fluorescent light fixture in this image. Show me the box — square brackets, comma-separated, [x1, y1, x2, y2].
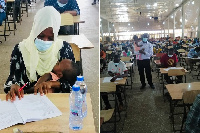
[153, 3, 157, 7]
[147, 23, 149, 25]
[163, 22, 165, 24]
[128, 23, 130, 25]
[176, 4, 179, 7]
[113, 24, 114, 26]
[132, 27, 133, 28]
[192, 1, 194, 4]
[171, 16, 173, 18]
[150, 17, 152, 19]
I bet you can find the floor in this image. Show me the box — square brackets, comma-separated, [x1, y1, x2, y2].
[100, 62, 200, 133]
[0, 0, 99, 132]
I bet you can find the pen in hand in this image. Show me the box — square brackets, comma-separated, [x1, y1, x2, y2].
[19, 82, 28, 92]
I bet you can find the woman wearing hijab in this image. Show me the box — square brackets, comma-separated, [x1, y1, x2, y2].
[4, 6, 75, 101]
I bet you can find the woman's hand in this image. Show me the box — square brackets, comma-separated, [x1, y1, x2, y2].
[6, 84, 24, 102]
[34, 81, 52, 95]
[110, 76, 117, 82]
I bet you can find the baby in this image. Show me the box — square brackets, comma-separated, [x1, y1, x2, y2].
[34, 59, 80, 94]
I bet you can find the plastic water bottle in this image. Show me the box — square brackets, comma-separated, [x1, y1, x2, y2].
[69, 85, 83, 130]
[75, 76, 87, 118]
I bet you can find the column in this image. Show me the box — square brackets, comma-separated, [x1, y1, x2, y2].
[197, 3, 200, 38]
[182, 4, 185, 39]
[173, 12, 175, 39]
[100, 22, 104, 43]
[108, 21, 111, 42]
[168, 18, 169, 37]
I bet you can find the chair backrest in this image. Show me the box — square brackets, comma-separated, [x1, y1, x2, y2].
[182, 90, 200, 104]
[70, 43, 80, 61]
[60, 13, 74, 26]
[168, 69, 185, 76]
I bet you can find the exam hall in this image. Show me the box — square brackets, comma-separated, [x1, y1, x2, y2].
[0, 0, 99, 132]
[100, 0, 200, 132]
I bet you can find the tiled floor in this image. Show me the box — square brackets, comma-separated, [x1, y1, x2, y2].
[0, 0, 99, 132]
[100, 62, 200, 133]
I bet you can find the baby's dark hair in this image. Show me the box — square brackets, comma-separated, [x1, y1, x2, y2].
[62, 61, 80, 85]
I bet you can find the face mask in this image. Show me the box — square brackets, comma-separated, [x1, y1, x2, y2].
[35, 38, 53, 52]
[114, 63, 119, 66]
[143, 38, 148, 42]
[57, 1, 67, 7]
[168, 54, 173, 57]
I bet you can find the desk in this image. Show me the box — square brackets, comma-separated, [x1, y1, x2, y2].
[160, 67, 188, 97]
[100, 77, 127, 132]
[165, 82, 200, 131]
[58, 35, 94, 49]
[0, 93, 95, 133]
[100, 77, 127, 93]
[106, 51, 112, 54]
[166, 82, 200, 100]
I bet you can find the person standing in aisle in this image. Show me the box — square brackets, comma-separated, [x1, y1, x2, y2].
[135, 33, 155, 89]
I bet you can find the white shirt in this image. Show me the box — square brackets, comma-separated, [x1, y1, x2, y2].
[108, 61, 127, 75]
[134, 41, 153, 60]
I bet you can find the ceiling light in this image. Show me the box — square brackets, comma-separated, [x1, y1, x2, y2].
[147, 23, 149, 25]
[150, 17, 152, 19]
[153, 3, 157, 7]
[132, 27, 133, 28]
[113, 24, 114, 26]
[171, 16, 173, 18]
[176, 4, 179, 7]
[180, 19, 182, 22]
[163, 22, 165, 24]
[192, 1, 194, 4]
[128, 23, 130, 25]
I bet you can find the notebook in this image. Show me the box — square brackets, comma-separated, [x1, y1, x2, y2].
[0, 94, 62, 130]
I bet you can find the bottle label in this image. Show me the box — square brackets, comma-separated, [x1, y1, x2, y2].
[71, 110, 79, 116]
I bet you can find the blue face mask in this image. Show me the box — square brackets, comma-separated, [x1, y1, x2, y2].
[143, 38, 148, 42]
[114, 63, 119, 66]
[57, 1, 67, 7]
[35, 38, 53, 52]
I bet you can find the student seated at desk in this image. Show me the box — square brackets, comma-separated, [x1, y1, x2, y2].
[101, 55, 128, 110]
[121, 47, 132, 57]
[100, 49, 106, 72]
[0, 0, 6, 26]
[34, 59, 80, 94]
[44, 0, 80, 35]
[188, 47, 200, 58]
[160, 48, 182, 83]
[4, 7, 76, 101]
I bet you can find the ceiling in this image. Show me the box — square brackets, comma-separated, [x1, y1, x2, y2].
[100, 0, 199, 33]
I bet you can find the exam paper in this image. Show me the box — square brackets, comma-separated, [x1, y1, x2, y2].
[0, 94, 62, 130]
[163, 67, 183, 71]
[103, 77, 123, 83]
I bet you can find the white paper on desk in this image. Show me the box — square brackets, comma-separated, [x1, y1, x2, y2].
[163, 67, 183, 71]
[13, 94, 62, 124]
[103, 77, 123, 83]
[0, 100, 23, 130]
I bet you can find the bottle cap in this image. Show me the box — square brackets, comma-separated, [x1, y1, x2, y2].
[77, 76, 84, 81]
[72, 85, 80, 91]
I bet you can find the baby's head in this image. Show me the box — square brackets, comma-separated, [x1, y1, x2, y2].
[53, 59, 80, 85]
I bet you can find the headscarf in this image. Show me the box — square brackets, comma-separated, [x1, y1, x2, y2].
[19, 6, 63, 82]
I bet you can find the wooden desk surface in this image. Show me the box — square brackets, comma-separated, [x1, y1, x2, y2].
[6, 0, 15, 2]
[106, 51, 112, 54]
[160, 67, 188, 74]
[0, 93, 95, 133]
[166, 82, 200, 100]
[73, 16, 85, 23]
[58, 34, 94, 49]
[100, 77, 127, 92]
[126, 63, 133, 68]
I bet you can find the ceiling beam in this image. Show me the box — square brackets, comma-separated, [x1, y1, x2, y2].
[162, 0, 190, 22]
